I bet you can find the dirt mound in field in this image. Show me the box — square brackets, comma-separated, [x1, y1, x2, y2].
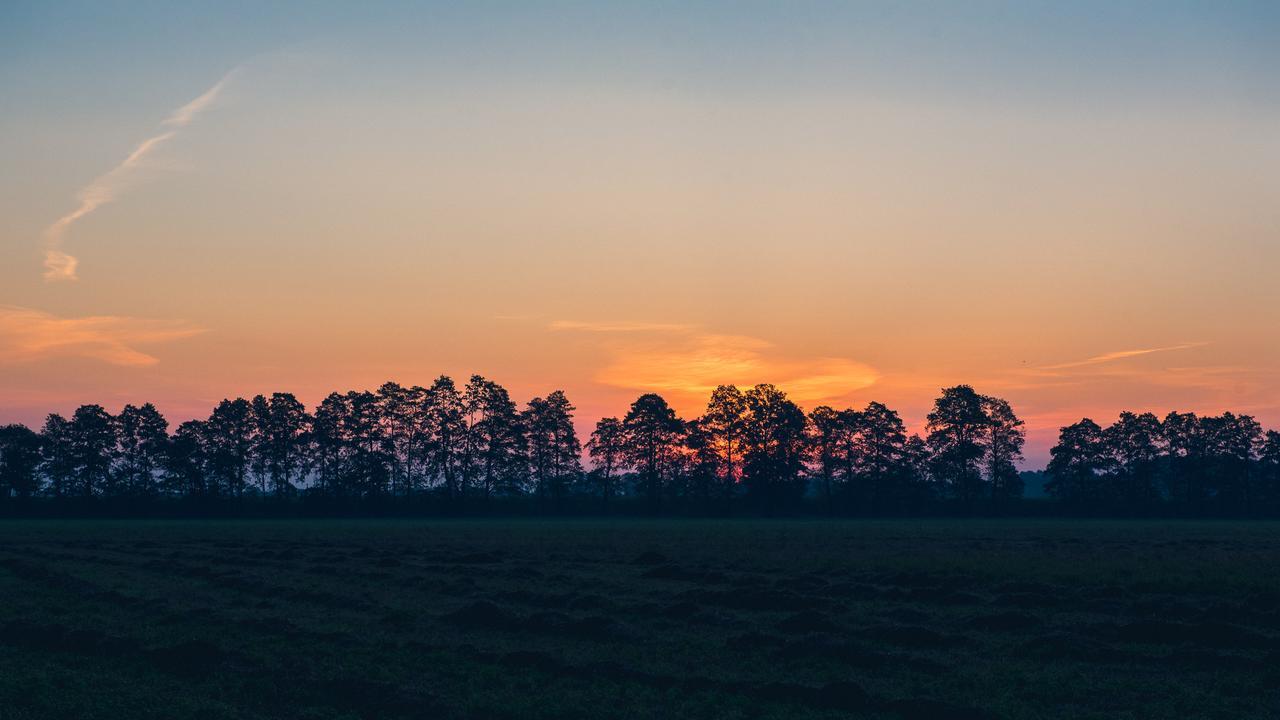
[750, 680, 874, 711]
[0, 620, 141, 658]
[1017, 633, 1128, 662]
[324, 677, 443, 718]
[694, 588, 826, 612]
[862, 624, 967, 649]
[454, 551, 503, 564]
[724, 631, 785, 651]
[661, 601, 702, 620]
[632, 550, 668, 565]
[1104, 620, 1275, 649]
[149, 639, 231, 676]
[990, 592, 1066, 609]
[641, 564, 728, 583]
[965, 612, 1042, 632]
[776, 610, 838, 634]
[885, 697, 1001, 720]
[443, 601, 519, 630]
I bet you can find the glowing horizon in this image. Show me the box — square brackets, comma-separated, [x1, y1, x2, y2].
[2, 2, 1278, 466]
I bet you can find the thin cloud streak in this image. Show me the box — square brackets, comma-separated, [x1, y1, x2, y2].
[1041, 343, 1206, 370]
[0, 305, 206, 367]
[550, 320, 696, 333]
[41, 67, 241, 282]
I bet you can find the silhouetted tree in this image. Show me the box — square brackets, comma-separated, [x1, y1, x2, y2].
[375, 382, 425, 496]
[422, 376, 466, 500]
[311, 393, 348, 496]
[251, 393, 309, 497]
[807, 406, 842, 513]
[982, 396, 1025, 506]
[166, 420, 209, 497]
[205, 399, 255, 497]
[855, 401, 914, 512]
[345, 391, 395, 497]
[1105, 411, 1164, 513]
[1200, 412, 1261, 514]
[0, 424, 43, 500]
[1162, 411, 1206, 514]
[741, 384, 808, 512]
[699, 385, 747, 503]
[1046, 419, 1110, 510]
[463, 376, 526, 502]
[38, 414, 75, 498]
[1260, 431, 1280, 514]
[621, 393, 684, 513]
[926, 386, 989, 509]
[523, 390, 582, 509]
[901, 434, 932, 505]
[586, 416, 626, 505]
[115, 403, 169, 497]
[66, 405, 117, 497]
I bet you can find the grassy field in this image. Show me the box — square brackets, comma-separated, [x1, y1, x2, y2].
[0, 519, 1277, 720]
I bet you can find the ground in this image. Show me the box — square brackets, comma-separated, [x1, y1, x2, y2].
[0, 519, 1277, 719]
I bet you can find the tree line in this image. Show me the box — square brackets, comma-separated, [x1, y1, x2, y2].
[0, 379, 1020, 515]
[1046, 411, 1280, 516]
[1, 376, 1277, 516]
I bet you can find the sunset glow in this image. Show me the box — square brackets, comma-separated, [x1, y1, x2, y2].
[2, 2, 1278, 466]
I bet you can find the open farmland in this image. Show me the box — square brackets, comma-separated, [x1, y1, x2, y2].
[1, 519, 1278, 719]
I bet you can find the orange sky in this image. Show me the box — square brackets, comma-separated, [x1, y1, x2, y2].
[3, 4, 1278, 466]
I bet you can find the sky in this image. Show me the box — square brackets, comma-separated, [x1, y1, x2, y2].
[2, 1, 1278, 466]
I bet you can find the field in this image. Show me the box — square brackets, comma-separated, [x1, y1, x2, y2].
[1, 520, 1278, 720]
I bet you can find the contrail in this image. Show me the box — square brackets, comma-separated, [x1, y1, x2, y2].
[42, 68, 240, 281]
[1041, 342, 1206, 370]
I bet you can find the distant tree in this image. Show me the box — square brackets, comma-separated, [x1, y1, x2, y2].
[1200, 412, 1262, 514]
[740, 384, 808, 512]
[982, 396, 1025, 505]
[681, 418, 725, 512]
[1104, 411, 1164, 512]
[621, 393, 684, 513]
[310, 393, 348, 496]
[463, 376, 526, 502]
[523, 390, 582, 508]
[901, 434, 932, 505]
[166, 420, 209, 497]
[830, 409, 864, 509]
[855, 401, 914, 512]
[1045, 419, 1111, 509]
[38, 414, 75, 498]
[115, 403, 169, 497]
[345, 390, 394, 497]
[0, 424, 43, 500]
[1162, 411, 1205, 513]
[375, 382, 426, 496]
[699, 385, 747, 497]
[204, 399, 255, 497]
[66, 405, 117, 497]
[586, 416, 626, 505]
[422, 376, 466, 499]
[1260, 431, 1280, 514]
[926, 386, 989, 508]
[251, 393, 309, 497]
[807, 406, 843, 513]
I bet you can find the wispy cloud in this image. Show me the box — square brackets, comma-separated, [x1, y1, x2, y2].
[554, 320, 879, 407]
[550, 320, 696, 333]
[0, 305, 206, 367]
[1041, 343, 1206, 370]
[42, 67, 241, 282]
